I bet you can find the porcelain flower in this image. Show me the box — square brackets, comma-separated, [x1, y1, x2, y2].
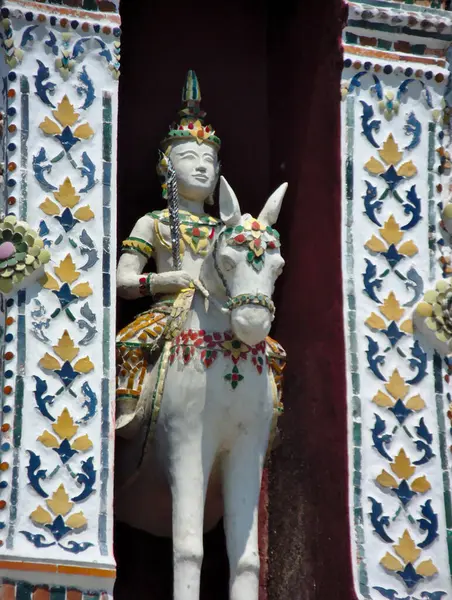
[0, 215, 50, 293]
[416, 280, 452, 351]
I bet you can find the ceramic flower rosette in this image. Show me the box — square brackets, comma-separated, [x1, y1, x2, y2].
[414, 203, 452, 354]
[0, 215, 50, 294]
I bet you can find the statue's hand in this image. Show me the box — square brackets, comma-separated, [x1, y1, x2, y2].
[151, 271, 193, 294]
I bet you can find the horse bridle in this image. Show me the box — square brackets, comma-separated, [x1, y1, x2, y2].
[210, 229, 276, 319]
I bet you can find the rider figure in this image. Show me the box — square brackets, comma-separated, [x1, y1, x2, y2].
[115, 71, 285, 439]
[116, 71, 222, 436]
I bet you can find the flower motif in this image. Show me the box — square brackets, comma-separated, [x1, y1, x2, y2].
[54, 33, 76, 79]
[40, 177, 94, 233]
[365, 215, 418, 268]
[41, 254, 93, 315]
[378, 90, 400, 120]
[366, 292, 413, 347]
[222, 338, 250, 362]
[225, 219, 281, 272]
[0, 215, 50, 293]
[37, 408, 93, 464]
[416, 280, 452, 352]
[179, 214, 215, 255]
[376, 448, 431, 506]
[365, 134, 417, 190]
[225, 365, 244, 390]
[39, 95, 94, 153]
[372, 369, 425, 424]
[380, 530, 438, 591]
[30, 484, 87, 542]
[39, 330, 94, 389]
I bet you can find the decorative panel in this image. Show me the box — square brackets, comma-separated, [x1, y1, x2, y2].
[0, 1, 120, 596]
[343, 1, 452, 599]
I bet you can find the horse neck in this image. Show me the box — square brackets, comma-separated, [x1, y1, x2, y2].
[185, 250, 231, 333]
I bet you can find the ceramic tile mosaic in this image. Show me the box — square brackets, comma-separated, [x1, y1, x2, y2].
[0, 0, 119, 596]
[343, 3, 452, 599]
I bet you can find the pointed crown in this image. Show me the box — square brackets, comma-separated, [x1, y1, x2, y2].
[161, 70, 221, 150]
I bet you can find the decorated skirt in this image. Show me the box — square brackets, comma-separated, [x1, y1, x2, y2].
[116, 296, 287, 439]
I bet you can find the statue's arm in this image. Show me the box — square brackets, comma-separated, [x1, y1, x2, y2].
[117, 215, 191, 299]
[117, 215, 155, 300]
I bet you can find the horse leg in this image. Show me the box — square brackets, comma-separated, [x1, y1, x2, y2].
[166, 431, 216, 600]
[222, 425, 269, 600]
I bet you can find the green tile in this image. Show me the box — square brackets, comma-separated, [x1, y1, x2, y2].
[50, 586, 66, 600]
[16, 582, 33, 600]
[411, 44, 426, 56]
[102, 123, 112, 162]
[377, 38, 392, 50]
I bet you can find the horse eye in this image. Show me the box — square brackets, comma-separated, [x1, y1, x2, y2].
[222, 256, 235, 272]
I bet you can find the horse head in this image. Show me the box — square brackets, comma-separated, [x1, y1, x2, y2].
[201, 176, 287, 346]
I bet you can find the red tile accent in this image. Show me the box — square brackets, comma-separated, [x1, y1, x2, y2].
[33, 587, 50, 600]
[359, 36, 377, 47]
[1, 582, 16, 600]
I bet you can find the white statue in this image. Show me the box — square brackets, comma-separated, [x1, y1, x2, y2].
[114, 70, 287, 600]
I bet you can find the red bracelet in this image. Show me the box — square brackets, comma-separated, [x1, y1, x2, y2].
[139, 274, 149, 296]
[139, 273, 155, 296]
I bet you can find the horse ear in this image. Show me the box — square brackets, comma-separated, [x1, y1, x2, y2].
[219, 176, 241, 226]
[258, 182, 288, 227]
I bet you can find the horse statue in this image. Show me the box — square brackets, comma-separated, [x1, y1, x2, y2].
[114, 70, 287, 600]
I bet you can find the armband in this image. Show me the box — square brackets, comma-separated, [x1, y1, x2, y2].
[121, 237, 155, 260]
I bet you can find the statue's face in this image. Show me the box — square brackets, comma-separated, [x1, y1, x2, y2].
[170, 140, 219, 203]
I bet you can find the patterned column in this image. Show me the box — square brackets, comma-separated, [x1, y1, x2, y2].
[0, 1, 120, 598]
[342, 1, 452, 599]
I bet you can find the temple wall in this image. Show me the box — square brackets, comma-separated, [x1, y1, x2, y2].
[342, 1, 452, 598]
[0, 2, 120, 598]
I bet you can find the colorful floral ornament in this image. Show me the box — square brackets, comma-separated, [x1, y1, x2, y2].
[151, 209, 219, 257]
[380, 530, 438, 591]
[376, 448, 431, 506]
[415, 280, 452, 352]
[39, 330, 94, 391]
[365, 291, 413, 347]
[1, 17, 24, 68]
[55, 33, 76, 79]
[40, 177, 94, 232]
[39, 95, 94, 153]
[168, 329, 266, 389]
[0, 215, 50, 294]
[365, 134, 417, 191]
[224, 219, 281, 272]
[37, 408, 93, 464]
[378, 90, 400, 120]
[365, 215, 418, 268]
[41, 254, 93, 319]
[372, 369, 425, 424]
[27, 483, 90, 546]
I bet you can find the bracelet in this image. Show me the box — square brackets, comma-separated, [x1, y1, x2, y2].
[139, 273, 153, 296]
[146, 273, 155, 296]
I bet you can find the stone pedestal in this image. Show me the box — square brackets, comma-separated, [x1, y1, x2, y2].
[0, 2, 120, 598]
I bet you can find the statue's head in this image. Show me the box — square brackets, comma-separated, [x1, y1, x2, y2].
[158, 70, 220, 205]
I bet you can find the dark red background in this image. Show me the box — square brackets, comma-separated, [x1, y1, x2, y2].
[114, 1, 354, 598]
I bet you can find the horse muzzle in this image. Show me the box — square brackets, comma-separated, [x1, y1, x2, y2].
[231, 305, 272, 346]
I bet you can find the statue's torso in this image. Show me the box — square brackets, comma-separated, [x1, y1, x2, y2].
[148, 208, 220, 277]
